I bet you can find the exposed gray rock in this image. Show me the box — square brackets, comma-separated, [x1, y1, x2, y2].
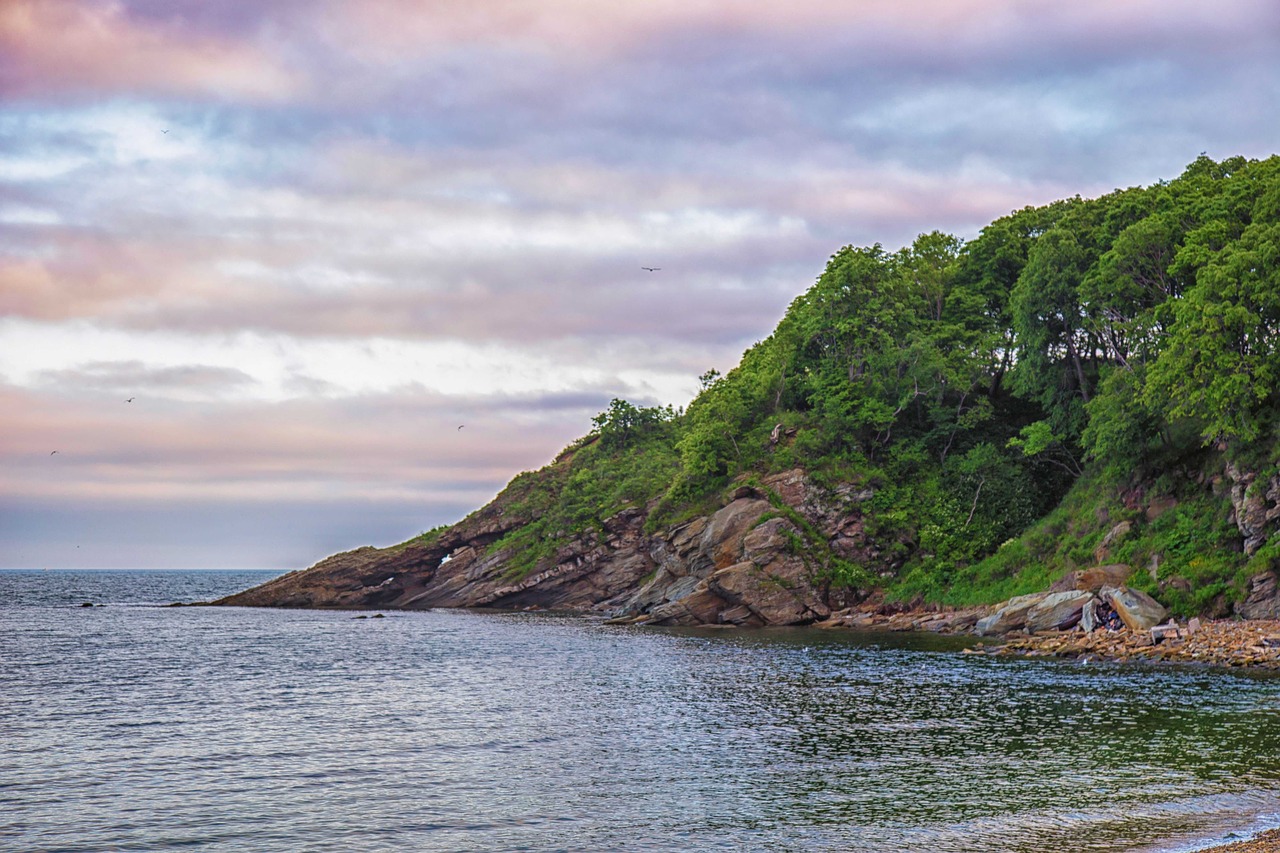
[1238, 571, 1280, 620]
[1225, 461, 1280, 556]
[975, 593, 1048, 636]
[641, 583, 729, 626]
[1102, 586, 1168, 632]
[699, 498, 772, 570]
[741, 517, 796, 566]
[1025, 591, 1094, 632]
[1080, 598, 1100, 633]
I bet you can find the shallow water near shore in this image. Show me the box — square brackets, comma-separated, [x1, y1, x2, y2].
[3, 569, 1279, 852]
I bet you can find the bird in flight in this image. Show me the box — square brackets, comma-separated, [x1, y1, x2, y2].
[125, 397, 135, 403]
[50, 450, 58, 455]
[641, 267, 660, 272]
[457, 425, 464, 430]
[161, 129, 169, 134]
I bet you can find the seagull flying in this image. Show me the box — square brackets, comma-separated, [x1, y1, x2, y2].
[50, 450, 58, 455]
[641, 267, 660, 272]
[125, 397, 135, 403]
[457, 425, 464, 430]
[161, 129, 169, 134]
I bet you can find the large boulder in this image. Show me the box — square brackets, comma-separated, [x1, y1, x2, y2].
[975, 593, 1048, 636]
[1024, 590, 1094, 632]
[1080, 598, 1100, 633]
[1078, 564, 1134, 591]
[1102, 586, 1168, 632]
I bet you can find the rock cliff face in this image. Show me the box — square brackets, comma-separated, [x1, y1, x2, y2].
[1225, 462, 1280, 557]
[1223, 461, 1280, 619]
[216, 468, 882, 626]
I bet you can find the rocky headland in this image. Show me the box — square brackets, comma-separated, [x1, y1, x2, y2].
[217, 467, 865, 625]
[217, 462, 1280, 670]
[216, 157, 1280, 678]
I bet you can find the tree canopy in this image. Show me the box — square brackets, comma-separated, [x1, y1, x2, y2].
[478, 154, 1280, 612]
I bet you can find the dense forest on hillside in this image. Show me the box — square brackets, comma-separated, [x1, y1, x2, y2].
[427, 155, 1280, 617]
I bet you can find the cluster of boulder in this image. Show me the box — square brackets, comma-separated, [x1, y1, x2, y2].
[974, 563, 1167, 636]
[975, 586, 1167, 636]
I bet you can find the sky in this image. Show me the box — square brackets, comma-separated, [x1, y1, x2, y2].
[2, 0, 1279, 569]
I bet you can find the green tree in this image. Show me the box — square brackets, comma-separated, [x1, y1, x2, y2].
[591, 398, 674, 450]
[1147, 219, 1280, 444]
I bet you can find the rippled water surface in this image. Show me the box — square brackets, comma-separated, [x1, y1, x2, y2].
[3, 569, 1280, 852]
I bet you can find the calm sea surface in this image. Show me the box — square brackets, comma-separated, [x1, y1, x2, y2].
[3, 569, 1280, 853]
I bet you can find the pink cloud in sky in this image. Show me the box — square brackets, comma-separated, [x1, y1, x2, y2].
[328, 0, 1272, 65]
[0, 0, 302, 100]
[0, 380, 585, 507]
[3, 0, 1277, 568]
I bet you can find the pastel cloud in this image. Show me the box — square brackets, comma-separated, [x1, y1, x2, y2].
[0, 0, 301, 101]
[2, 0, 1277, 568]
[329, 0, 1271, 61]
[0, 379, 592, 509]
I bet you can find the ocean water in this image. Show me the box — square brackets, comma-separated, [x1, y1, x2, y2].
[2, 570, 1279, 853]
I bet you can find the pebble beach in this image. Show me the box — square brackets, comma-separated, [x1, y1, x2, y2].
[971, 618, 1280, 670]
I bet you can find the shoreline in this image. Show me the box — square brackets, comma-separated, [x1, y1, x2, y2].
[816, 604, 1280, 671]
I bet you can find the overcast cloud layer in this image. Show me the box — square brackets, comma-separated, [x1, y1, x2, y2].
[3, 0, 1278, 568]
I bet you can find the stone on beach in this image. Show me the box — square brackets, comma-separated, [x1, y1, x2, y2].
[982, 618, 1280, 670]
[1024, 590, 1094, 632]
[1102, 585, 1168, 632]
[975, 592, 1047, 636]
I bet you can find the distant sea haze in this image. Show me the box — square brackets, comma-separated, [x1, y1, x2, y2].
[2, 569, 1278, 852]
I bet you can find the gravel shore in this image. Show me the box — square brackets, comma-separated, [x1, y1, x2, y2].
[823, 604, 1280, 670]
[971, 618, 1280, 669]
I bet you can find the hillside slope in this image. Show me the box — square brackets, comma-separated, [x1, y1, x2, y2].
[219, 155, 1280, 623]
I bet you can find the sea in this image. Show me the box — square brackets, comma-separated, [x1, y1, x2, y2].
[2, 569, 1280, 853]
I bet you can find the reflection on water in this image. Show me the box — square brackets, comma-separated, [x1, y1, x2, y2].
[1, 570, 1278, 852]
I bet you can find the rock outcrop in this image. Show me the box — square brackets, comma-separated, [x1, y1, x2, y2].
[1025, 590, 1094, 632]
[1238, 571, 1280, 620]
[216, 468, 878, 627]
[975, 593, 1050, 636]
[1224, 461, 1280, 556]
[216, 452, 1276, 630]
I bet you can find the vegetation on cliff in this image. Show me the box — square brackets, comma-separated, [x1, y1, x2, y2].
[443, 154, 1280, 616]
